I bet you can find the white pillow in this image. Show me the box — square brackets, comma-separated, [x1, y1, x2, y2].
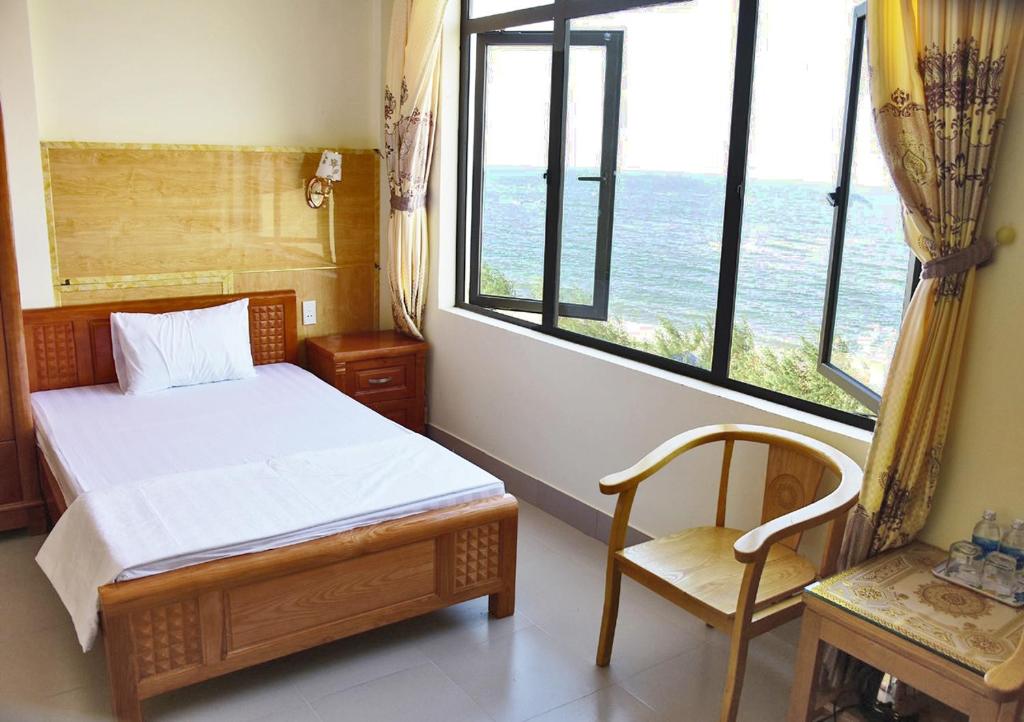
[110, 299, 256, 394]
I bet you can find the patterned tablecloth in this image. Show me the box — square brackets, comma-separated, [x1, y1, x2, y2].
[807, 542, 1024, 674]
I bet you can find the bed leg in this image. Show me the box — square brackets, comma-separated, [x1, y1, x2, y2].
[489, 513, 517, 618]
[104, 614, 144, 722]
[489, 589, 515, 618]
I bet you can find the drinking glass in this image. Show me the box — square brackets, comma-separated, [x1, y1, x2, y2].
[946, 540, 982, 587]
[982, 551, 1018, 597]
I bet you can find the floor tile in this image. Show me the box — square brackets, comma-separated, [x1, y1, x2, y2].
[517, 535, 708, 680]
[0, 624, 107, 703]
[529, 684, 658, 721]
[311, 662, 489, 722]
[3, 684, 112, 722]
[146, 661, 310, 722]
[0, 562, 74, 641]
[0, 530, 46, 583]
[399, 596, 534, 660]
[621, 630, 795, 722]
[247, 699, 322, 722]
[518, 503, 607, 571]
[0, 501, 799, 722]
[428, 624, 610, 722]
[257, 623, 431, 704]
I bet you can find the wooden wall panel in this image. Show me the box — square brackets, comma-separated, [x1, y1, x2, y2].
[58, 278, 229, 307]
[42, 142, 380, 345]
[233, 265, 377, 351]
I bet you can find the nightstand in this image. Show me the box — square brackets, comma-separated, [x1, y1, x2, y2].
[306, 331, 428, 433]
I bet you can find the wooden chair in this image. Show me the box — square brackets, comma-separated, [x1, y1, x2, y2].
[596, 424, 863, 722]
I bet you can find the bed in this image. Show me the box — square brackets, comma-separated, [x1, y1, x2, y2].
[23, 290, 518, 722]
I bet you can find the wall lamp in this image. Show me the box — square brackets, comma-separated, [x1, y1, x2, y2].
[306, 150, 342, 209]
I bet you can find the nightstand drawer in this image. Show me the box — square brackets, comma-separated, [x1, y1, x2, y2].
[368, 399, 423, 431]
[349, 355, 415, 402]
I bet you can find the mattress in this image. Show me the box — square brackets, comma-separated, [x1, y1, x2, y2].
[32, 361, 504, 518]
[35, 363, 398, 502]
[34, 364, 506, 650]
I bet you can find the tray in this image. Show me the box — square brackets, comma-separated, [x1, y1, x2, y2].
[932, 560, 1024, 608]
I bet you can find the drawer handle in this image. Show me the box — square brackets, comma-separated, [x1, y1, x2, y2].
[368, 377, 393, 385]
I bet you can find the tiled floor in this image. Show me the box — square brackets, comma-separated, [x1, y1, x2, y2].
[0, 502, 802, 721]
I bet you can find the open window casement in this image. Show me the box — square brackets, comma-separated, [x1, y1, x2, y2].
[817, 2, 918, 416]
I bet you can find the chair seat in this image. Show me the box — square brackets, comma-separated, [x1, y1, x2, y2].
[616, 526, 817, 620]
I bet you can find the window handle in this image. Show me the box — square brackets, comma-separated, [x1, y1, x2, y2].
[577, 175, 604, 182]
[826, 188, 841, 207]
[368, 377, 393, 385]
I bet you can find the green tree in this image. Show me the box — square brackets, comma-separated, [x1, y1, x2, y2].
[477, 263, 870, 416]
[480, 263, 516, 296]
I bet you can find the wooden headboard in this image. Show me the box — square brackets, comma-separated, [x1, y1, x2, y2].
[22, 290, 298, 392]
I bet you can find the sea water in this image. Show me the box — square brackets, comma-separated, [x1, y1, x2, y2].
[478, 166, 908, 367]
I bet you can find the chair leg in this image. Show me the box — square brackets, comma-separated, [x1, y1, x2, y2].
[596, 562, 622, 667]
[720, 629, 752, 722]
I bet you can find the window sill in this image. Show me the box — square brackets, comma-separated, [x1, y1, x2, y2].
[437, 304, 875, 446]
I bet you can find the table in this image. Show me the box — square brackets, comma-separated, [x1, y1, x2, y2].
[788, 543, 1024, 721]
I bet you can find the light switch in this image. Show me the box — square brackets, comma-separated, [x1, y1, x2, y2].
[302, 300, 316, 325]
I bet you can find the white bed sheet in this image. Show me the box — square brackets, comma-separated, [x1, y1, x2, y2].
[32, 364, 506, 650]
[33, 362, 423, 502]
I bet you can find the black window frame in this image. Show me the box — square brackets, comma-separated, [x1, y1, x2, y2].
[455, 0, 908, 432]
[817, 2, 919, 414]
[467, 29, 624, 321]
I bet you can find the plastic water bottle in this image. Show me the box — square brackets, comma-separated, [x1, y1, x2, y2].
[1001, 519, 1024, 570]
[972, 510, 1002, 557]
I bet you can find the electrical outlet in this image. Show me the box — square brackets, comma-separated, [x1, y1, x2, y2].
[302, 300, 316, 326]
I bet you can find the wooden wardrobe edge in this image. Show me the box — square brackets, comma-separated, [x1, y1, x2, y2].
[0, 102, 43, 522]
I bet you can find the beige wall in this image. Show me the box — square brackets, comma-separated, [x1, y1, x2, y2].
[4, 0, 389, 319]
[921, 56, 1024, 549]
[426, 4, 1023, 545]
[28, 0, 381, 148]
[424, 1, 871, 541]
[0, 0, 53, 309]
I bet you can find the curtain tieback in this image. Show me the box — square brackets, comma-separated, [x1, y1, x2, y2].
[920, 238, 996, 279]
[390, 193, 426, 212]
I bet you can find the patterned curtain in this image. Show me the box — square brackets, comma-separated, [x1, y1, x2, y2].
[384, 0, 448, 339]
[838, 0, 1024, 569]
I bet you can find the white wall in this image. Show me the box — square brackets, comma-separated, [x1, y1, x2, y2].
[424, 1, 871, 540]
[0, 0, 53, 309]
[4, 0, 390, 318]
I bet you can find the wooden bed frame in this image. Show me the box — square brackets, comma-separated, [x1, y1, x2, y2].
[22, 290, 518, 722]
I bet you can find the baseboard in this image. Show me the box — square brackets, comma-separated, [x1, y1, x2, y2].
[428, 424, 651, 548]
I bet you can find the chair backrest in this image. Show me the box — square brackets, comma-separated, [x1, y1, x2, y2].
[759, 445, 827, 549]
[713, 427, 840, 550]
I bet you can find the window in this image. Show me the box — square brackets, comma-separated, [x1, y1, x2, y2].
[456, 0, 913, 430]
[817, 3, 917, 413]
[467, 30, 623, 321]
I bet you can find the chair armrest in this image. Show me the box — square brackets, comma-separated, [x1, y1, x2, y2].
[985, 637, 1024, 700]
[732, 451, 862, 564]
[599, 424, 743, 495]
